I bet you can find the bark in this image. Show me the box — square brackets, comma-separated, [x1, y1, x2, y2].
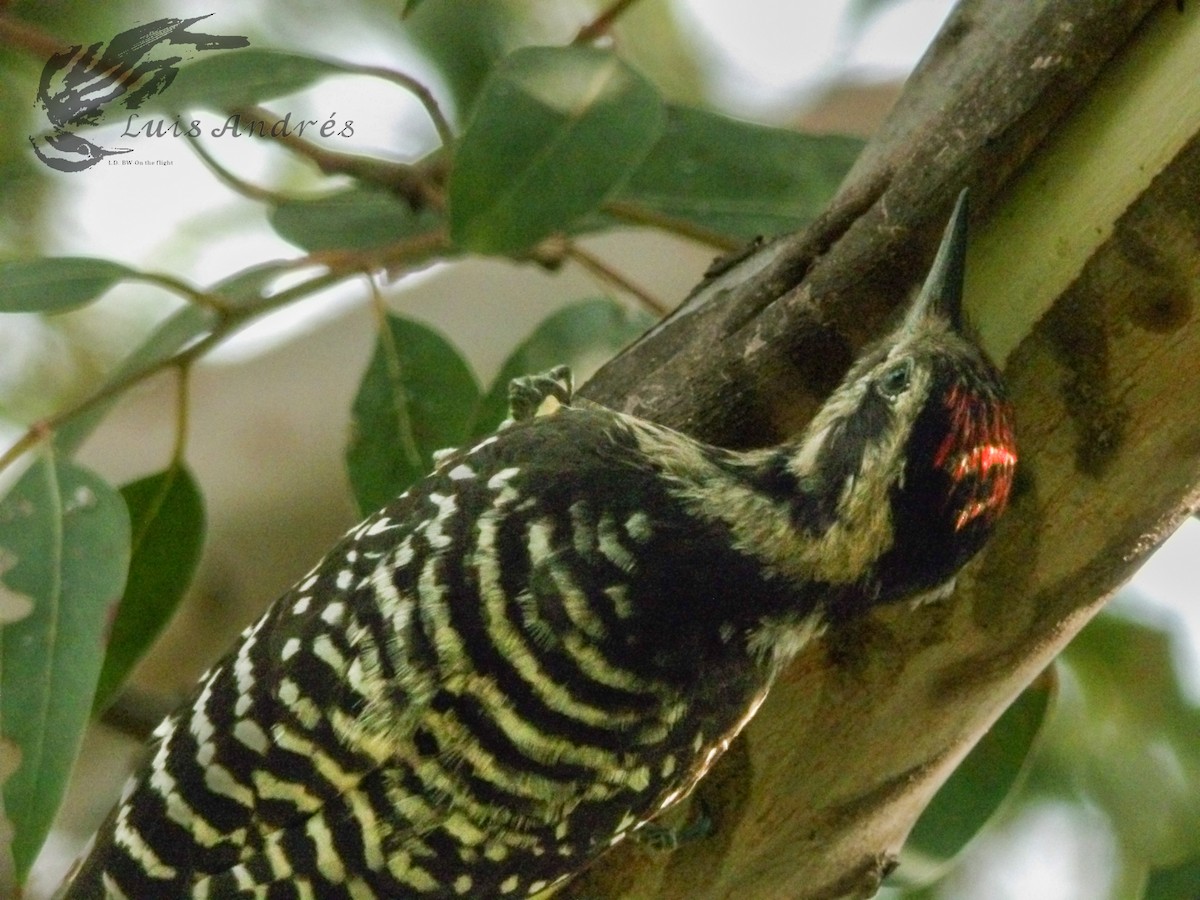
[566, 1, 1200, 897]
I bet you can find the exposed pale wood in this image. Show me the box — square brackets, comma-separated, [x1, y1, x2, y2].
[565, 1, 1200, 897]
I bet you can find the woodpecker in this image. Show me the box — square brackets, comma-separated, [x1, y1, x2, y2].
[62, 192, 1015, 899]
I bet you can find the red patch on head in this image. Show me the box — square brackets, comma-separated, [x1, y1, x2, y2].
[932, 384, 1016, 531]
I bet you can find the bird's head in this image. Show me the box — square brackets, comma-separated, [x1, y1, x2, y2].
[775, 192, 1016, 606]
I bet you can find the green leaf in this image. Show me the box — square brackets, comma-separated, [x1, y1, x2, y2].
[0, 258, 135, 314]
[895, 670, 1056, 887]
[611, 105, 865, 240]
[0, 454, 130, 883]
[168, 48, 342, 111]
[270, 187, 444, 253]
[473, 298, 654, 435]
[92, 466, 205, 714]
[1145, 855, 1200, 899]
[347, 314, 481, 515]
[449, 45, 665, 254]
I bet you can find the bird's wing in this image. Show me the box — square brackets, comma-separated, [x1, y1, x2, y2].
[64, 407, 718, 899]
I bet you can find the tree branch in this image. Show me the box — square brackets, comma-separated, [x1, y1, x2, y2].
[567, 0, 1200, 897]
[0, 12, 64, 60]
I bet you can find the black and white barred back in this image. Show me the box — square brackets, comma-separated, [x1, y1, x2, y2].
[63, 193, 1015, 898]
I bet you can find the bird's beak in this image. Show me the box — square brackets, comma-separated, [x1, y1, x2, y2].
[904, 188, 969, 333]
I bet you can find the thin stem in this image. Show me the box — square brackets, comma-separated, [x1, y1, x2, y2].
[366, 273, 423, 471]
[233, 104, 445, 210]
[130, 270, 231, 316]
[218, 229, 448, 322]
[565, 242, 671, 317]
[0, 13, 450, 208]
[574, 0, 644, 44]
[341, 62, 456, 149]
[602, 199, 744, 252]
[367, 271, 389, 325]
[171, 363, 191, 466]
[1, 327, 224, 477]
[184, 133, 298, 205]
[0, 13, 65, 59]
[0, 229, 451, 478]
[0, 422, 51, 476]
[299, 228, 451, 282]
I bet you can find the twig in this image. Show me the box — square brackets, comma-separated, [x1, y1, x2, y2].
[0, 13, 65, 60]
[233, 104, 446, 210]
[0, 423, 51, 478]
[0, 326, 221, 477]
[338, 62, 456, 149]
[184, 133, 299, 205]
[0, 11, 452, 150]
[129, 270, 231, 316]
[565, 242, 670, 317]
[171, 363, 191, 466]
[602, 199, 743, 252]
[574, 0, 644, 44]
[0, 10, 455, 200]
[0, 230, 450, 477]
[310, 227, 450, 276]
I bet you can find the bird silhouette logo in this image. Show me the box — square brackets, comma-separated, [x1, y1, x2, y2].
[29, 15, 248, 173]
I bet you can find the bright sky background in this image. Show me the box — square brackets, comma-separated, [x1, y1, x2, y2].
[680, 0, 956, 110]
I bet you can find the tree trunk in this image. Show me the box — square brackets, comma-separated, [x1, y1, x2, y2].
[566, 1, 1200, 896]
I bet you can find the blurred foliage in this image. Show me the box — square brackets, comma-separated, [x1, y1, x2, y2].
[895, 670, 1056, 889]
[1041, 599, 1200, 889]
[884, 594, 1200, 900]
[0, 2, 1196, 898]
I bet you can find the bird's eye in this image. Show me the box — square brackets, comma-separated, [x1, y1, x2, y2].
[877, 360, 913, 400]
